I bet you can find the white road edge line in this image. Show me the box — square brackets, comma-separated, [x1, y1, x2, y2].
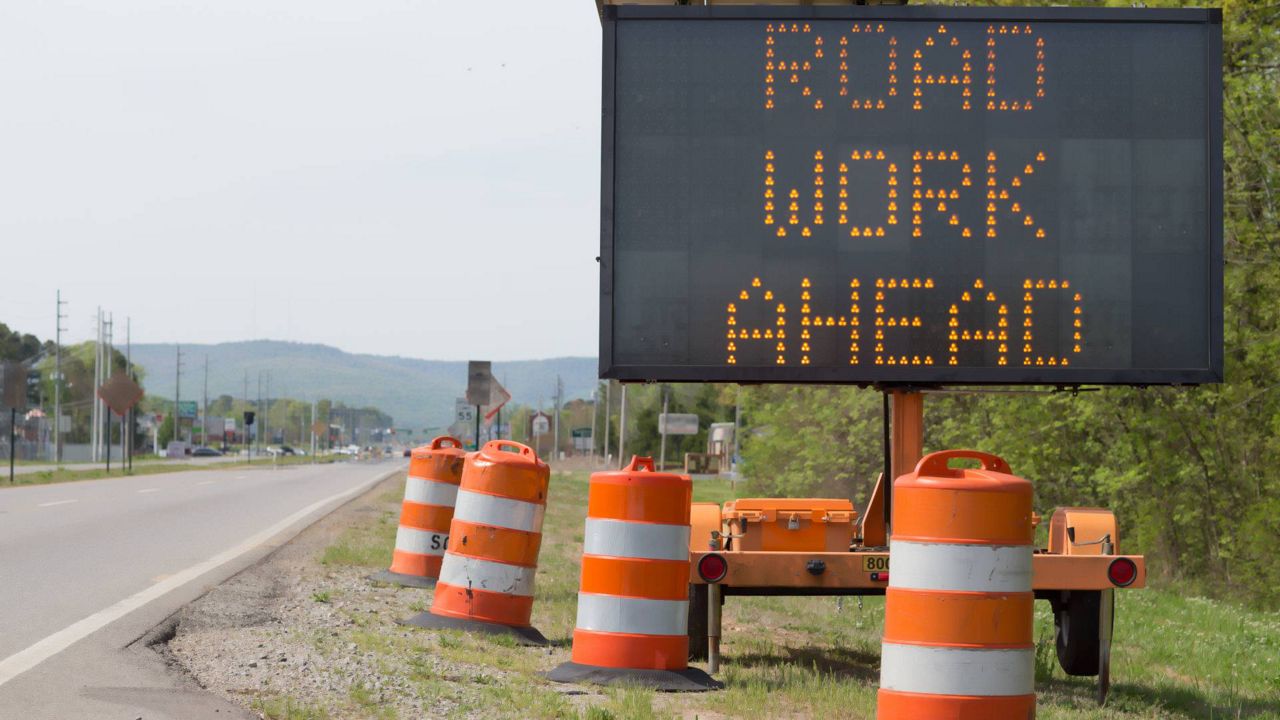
[36, 500, 78, 508]
[0, 469, 394, 688]
[196, 481, 216, 486]
[136, 488, 161, 494]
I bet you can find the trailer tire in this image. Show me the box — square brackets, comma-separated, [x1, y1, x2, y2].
[1054, 590, 1109, 676]
[687, 584, 708, 661]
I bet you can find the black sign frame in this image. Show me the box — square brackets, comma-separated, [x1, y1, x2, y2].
[598, 5, 1223, 386]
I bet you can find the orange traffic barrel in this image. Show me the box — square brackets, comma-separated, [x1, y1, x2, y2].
[548, 456, 717, 690]
[403, 440, 550, 644]
[878, 450, 1036, 720]
[371, 436, 466, 588]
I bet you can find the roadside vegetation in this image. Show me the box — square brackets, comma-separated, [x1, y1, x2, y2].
[238, 471, 1280, 720]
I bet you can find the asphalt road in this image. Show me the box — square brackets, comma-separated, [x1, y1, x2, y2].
[7, 453, 241, 477]
[0, 458, 405, 719]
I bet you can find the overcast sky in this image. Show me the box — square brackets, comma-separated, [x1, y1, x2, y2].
[0, 1, 601, 361]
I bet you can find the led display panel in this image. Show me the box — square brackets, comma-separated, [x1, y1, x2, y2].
[599, 6, 1222, 385]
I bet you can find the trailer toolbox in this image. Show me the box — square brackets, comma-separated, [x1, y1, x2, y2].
[722, 498, 856, 552]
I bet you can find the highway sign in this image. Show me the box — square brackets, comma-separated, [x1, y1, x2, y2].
[482, 378, 512, 424]
[178, 401, 198, 420]
[1, 363, 27, 411]
[531, 412, 551, 437]
[599, 6, 1223, 385]
[97, 373, 144, 416]
[466, 361, 492, 406]
[455, 399, 476, 424]
[658, 413, 699, 436]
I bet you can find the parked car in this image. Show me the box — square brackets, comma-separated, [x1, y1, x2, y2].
[192, 447, 222, 457]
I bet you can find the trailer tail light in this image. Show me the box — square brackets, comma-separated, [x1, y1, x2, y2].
[698, 553, 728, 583]
[1107, 557, 1137, 587]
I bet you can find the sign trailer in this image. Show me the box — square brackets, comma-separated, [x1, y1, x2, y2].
[596, 4, 1222, 702]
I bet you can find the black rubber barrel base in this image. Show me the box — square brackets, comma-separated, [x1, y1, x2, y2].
[545, 662, 722, 692]
[399, 611, 548, 646]
[369, 570, 437, 589]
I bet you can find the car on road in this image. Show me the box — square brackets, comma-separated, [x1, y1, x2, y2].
[192, 447, 222, 457]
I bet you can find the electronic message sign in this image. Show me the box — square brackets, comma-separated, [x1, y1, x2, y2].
[599, 6, 1222, 385]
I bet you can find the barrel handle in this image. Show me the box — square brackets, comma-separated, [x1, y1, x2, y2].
[627, 455, 655, 472]
[431, 435, 463, 450]
[483, 439, 537, 462]
[915, 449, 1012, 477]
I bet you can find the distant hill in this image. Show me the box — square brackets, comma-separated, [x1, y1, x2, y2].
[128, 341, 597, 430]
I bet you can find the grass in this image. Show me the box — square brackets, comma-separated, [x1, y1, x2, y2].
[251, 696, 332, 720]
[1, 453, 347, 487]
[304, 470, 1280, 720]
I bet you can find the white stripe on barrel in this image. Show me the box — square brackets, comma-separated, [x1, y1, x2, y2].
[403, 476, 460, 507]
[879, 643, 1034, 696]
[574, 592, 688, 636]
[583, 518, 690, 562]
[888, 540, 1032, 593]
[452, 489, 545, 533]
[437, 555, 536, 597]
[394, 526, 448, 556]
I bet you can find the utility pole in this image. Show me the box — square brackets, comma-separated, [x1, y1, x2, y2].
[202, 356, 209, 447]
[261, 368, 268, 443]
[310, 398, 317, 458]
[91, 308, 100, 462]
[243, 370, 250, 457]
[659, 387, 669, 471]
[552, 375, 562, 464]
[54, 291, 66, 464]
[256, 371, 262, 455]
[126, 318, 132, 471]
[108, 314, 116, 466]
[618, 384, 628, 468]
[174, 344, 183, 447]
[588, 385, 598, 467]
[733, 388, 741, 479]
[603, 381, 611, 466]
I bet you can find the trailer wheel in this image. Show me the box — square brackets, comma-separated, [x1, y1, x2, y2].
[688, 584, 708, 661]
[1054, 590, 1111, 676]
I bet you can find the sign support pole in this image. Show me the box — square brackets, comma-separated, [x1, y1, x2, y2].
[474, 405, 481, 450]
[887, 391, 925, 536]
[9, 407, 15, 485]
